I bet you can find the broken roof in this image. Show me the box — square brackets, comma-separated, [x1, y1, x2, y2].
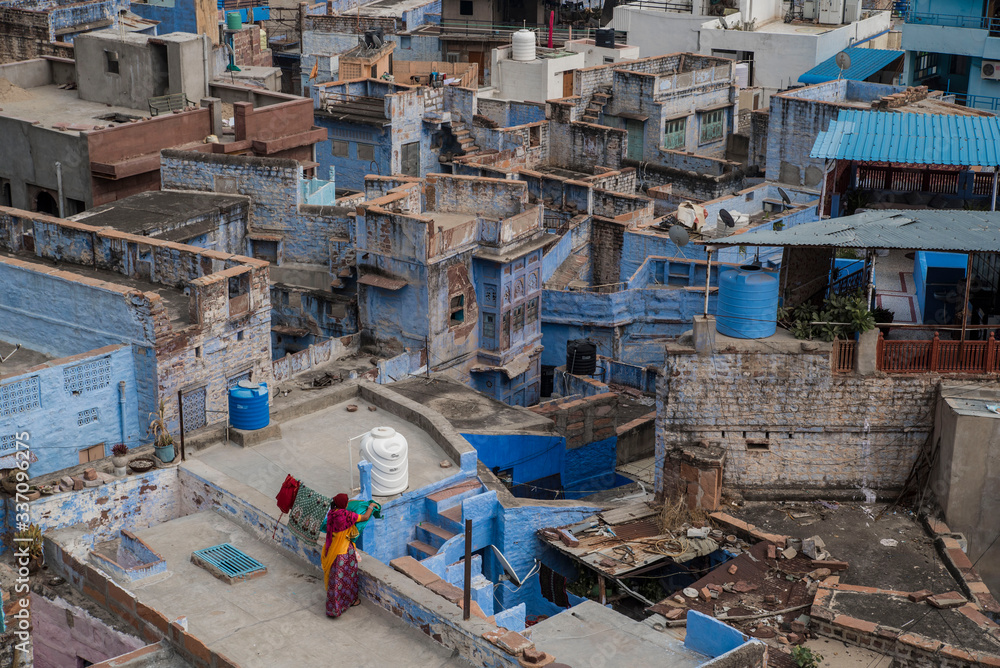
[71, 191, 249, 241]
[708, 210, 1000, 253]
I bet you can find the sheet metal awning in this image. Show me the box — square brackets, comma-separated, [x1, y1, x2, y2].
[798, 47, 903, 85]
[810, 110, 1000, 167]
[357, 273, 407, 290]
[472, 351, 533, 379]
[706, 209, 1000, 252]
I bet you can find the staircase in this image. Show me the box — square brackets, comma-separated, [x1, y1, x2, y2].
[450, 122, 480, 156]
[581, 87, 611, 124]
[406, 479, 481, 560]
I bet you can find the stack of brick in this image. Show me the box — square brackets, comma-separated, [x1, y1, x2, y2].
[530, 392, 617, 448]
[230, 25, 272, 68]
[870, 85, 930, 111]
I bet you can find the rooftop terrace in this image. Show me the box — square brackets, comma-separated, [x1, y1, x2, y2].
[72, 191, 250, 241]
[0, 339, 54, 380]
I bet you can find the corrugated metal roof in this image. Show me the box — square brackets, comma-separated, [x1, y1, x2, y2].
[810, 110, 1000, 167]
[798, 47, 903, 85]
[357, 272, 407, 290]
[708, 209, 1000, 252]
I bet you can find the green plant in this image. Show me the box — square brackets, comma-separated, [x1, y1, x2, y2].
[844, 189, 871, 215]
[791, 646, 823, 668]
[872, 306, 895, 323]
[148, 400, 174, 448]
[772, 220, 785, 231]
[778, 290, 877, 342]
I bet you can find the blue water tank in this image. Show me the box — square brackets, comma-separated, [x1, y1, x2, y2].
[716, 265, 779, 339]
[228, 381, 269, 430]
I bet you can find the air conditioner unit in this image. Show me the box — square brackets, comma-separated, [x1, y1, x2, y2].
[982, 61, 1000, 80]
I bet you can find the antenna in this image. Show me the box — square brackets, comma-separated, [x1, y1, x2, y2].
[777, 186, 791, 211]
[718, 16, 728, 30]
[719, 209, 736, 229]
[668, 225, 689, 247]
[835, 51, 852, 80]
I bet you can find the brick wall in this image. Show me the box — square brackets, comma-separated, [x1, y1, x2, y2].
[0, 7, 48, 63]
[657, 349, 942, 492]
[590, 217, 626, 288]
[306, 13, 400, 34]
[230, 25, 272, 68]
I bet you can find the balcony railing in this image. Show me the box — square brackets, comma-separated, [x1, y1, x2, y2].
[832, 338, 856, 373]
[947, 92, 1000, 113]
[906, 11, 1000, 33]
[877, 331, 1000, 374]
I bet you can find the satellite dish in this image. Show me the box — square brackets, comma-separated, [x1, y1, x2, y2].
[719, 209, 736, 228]
[777, 186, 791, 208]
[835, 51, 852, 79]
[669, 225, 690, 247]
[718, 17, 728, 30]
[372, 34, 383, 48]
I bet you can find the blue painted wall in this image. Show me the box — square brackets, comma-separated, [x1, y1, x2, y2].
[0, 346, 142, 478]
[461, 433, 566, 485]
[130, 0, 198, 34]
[685, 610, 752, 658]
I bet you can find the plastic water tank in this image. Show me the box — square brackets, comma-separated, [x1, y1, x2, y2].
[228, 381, 269, 430]
[360, 427, 409, 496]
[226, 11, 243, 31]
[716, 211, 750, 237]
[716, 266, 780, 339]
[566, 340, 597, 375]
[595, 28, 615, 49]
[512, 29, 536, 62]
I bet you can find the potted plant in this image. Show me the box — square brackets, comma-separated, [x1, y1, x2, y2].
[148, 401, 176, 464]
[111, 443, 129, 476]
[13, 523, 44, 573]
[872, 306, 895, 336]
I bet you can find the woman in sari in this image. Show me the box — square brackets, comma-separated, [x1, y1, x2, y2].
[322, 493, 376, 618]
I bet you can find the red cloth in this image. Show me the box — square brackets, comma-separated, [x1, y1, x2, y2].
[275, 474, 300, 514]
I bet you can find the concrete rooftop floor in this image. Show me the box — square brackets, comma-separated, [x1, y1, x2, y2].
[0, 339, 53, 379]
[0, 85, 150, 133]
[193, 395, 456, 500]
[125, 511, 470, 668]
[529, 600, 708, 667]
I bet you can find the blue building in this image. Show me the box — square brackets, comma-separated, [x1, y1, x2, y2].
[355, 173, 546, 405]
[903, 0, 1000, 111]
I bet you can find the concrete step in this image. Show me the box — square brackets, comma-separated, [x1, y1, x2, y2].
[407, 539, 438, 560]
[581, 114, 598, 123]
[459, 139, 477, 150]
[453, 128, 470, 138]
[426, 480, 481, 513]
[416, 522, 456, 549]
[436, 505, 464, 533]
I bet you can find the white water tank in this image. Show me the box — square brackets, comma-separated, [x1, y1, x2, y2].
[717, 211, 750, 237]
[734, 62, 749, 88]
[359, 426, 409, 495]
[512, 29, 536, 62]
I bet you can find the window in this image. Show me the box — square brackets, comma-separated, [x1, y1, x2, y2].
[664, 117, 686, 150]
[332, 140, 349, 157]
[401, 141, 420, 176]
[105, 51, 119, 75]
[482, 312, 495, 339]
[400, 35, 412, 49]
[237, 330, 245, 341]
[950, 55, 969, 76]
[229, 274, 250, 316]
[914, 51, 938, 80]
[446, 52, 460, 63]
[450, 294, 465, 326]
[699, 109, 725, 144]
[526, 297, 538, 324]
[460, 0, 473, 15]
[195, 346, 202, 358]
[252, 239, 278, 263]
[357, 143, 374, 161]
[79, 443, 105, 464]
[512, 305, 524, 332]
[603, 56, 614, 64]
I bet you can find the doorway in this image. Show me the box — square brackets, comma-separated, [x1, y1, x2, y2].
[625, 119, 644, 161]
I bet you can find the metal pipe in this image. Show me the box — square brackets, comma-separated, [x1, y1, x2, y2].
[55, 161, 64, 217]
[177, 390, 186, 462]
[961, 252, 974, 344]
[118, 381, 127, 446]
[703, 249, 712, 316]
[203, 34, 211, 99]
[463, 518, 472, 620]
[992, 169, 998, 211]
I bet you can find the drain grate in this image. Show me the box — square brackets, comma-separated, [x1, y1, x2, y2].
[191, 543, 267, 584]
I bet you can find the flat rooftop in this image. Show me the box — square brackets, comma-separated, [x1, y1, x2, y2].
[72, 191, 249, 241]
[52, 511, 470, 668]
[0, 339, 54, 379]
[0, 84, 149, 135]
[353, 0, 439, 17]
[1, 251, 192, 330]
[192, 394, 457, 500]
[427, 210, 477, 231]
[389, 376, 554, 434]
[530, 600, 708, 667]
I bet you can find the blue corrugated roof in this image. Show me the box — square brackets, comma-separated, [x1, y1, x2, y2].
[798, 47, 903, 85]
[810, 110, 1000, 167]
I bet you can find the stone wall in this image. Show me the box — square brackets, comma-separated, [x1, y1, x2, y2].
[657, 348, 942, 493]
[590, 217, 626, 288]
[0, 7, 48, 63]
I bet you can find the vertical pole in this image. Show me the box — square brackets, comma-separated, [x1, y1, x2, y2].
[177, 390, 186, 462]
[866, 250, 877, 310]
[598, 575, 607, 605]
[463, 518, 472, 620]
[703, 249, 712, 316]
[992, 169, 998, 211]
[961, 252, 974, 344]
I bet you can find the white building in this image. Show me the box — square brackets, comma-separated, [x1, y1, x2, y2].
[612, 0, 892, 97]
[563, 37, 640, 68]
[489, 32, 586, 103]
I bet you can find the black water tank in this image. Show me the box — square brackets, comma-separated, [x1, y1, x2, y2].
[540, 365, 555, 397]
[566, 340, 597, 376]
[595, 28, 615, 49]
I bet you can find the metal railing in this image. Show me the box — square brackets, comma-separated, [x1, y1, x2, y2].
[436, 20, 625, 43]
[946, 92, 1000, 113]
[614, 0, 693, 11]
[906, 11, 1000, 34]
[832, 339, 856, 373]
[877, 331, 1000, 374]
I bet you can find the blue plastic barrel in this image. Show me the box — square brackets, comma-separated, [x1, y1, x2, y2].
[228, 381, 269, 430]
[716, 265, 779, 339]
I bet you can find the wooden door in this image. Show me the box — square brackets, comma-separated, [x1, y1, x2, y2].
[626, 119, 644, 161]
[562, 71, 574, 98]
[468, 50, 485, 84]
